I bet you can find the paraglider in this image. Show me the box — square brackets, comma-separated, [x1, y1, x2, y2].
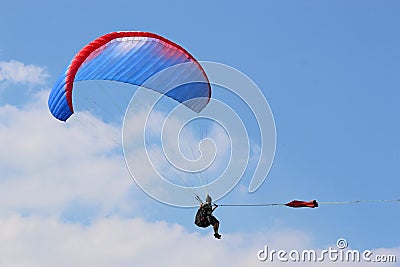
[49, 30, 222, 237]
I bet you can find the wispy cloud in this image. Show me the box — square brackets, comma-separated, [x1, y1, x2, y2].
[0, 60, 48, 85]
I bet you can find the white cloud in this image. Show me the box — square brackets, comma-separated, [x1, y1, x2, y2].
[0, 215, 398, 267]
[0, 60, 48, 85]
[0, 215, 251, 267]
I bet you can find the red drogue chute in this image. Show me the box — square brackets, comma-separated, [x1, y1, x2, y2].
[285, 200, 318, 208]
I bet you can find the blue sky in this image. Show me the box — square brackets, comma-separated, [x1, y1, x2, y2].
[0, 0, 399, 266]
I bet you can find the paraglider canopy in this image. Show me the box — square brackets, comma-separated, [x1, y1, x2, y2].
[48, 31, 211, 121]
